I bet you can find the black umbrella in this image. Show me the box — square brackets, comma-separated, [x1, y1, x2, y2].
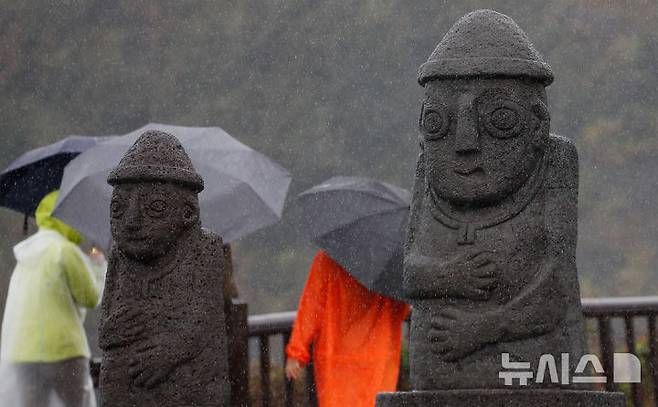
[288, 176, 411, 300]
[0, 135, 111, 218]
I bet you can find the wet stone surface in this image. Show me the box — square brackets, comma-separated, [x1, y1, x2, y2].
[379, 9, 623, 406]
[377, 389, 626, 407]
[99, 131, 229, 407]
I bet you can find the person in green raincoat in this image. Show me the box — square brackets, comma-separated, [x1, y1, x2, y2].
[0, 190, 106, 407]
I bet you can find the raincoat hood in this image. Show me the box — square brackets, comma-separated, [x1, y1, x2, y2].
[35, 191, 83, 245]
[12, 230, 55, 265]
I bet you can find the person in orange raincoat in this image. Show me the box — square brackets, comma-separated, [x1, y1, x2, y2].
[285, 250, 410, 406]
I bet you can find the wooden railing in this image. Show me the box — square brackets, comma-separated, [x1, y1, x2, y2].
[246, 297, 658, 407]
[582, 297, 658, 407]
[91, 296, 658, 407]
[248, 311, 313, 407]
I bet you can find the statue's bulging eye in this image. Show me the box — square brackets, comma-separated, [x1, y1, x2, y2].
[110, 200, 125, 218]
[477, 97, 527, 139]
[424, 112, 443, 133]
[490, 107, 518, 130]
[147, 200, 167, 218]
[421, 105, 449, 140]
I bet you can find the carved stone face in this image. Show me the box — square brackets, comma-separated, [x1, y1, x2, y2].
[110, 182, 199, 261]
[421, 78, 549, 206]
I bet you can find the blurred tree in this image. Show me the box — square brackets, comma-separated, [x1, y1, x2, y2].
[0, 0, 656, 328]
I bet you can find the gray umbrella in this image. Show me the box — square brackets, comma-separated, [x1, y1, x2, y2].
[288, 176, 411, 300]
[53, 123, 291, 249]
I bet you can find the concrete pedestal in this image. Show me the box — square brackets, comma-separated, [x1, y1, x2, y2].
[376, 389, 625, 407]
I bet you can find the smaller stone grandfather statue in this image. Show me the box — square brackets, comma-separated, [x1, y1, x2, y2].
[377, 9, 624, 406]
[99, 131, 229, 406]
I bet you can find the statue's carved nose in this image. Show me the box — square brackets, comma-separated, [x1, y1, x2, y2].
[124, 200, 142, 231]
[455, 96, 479, 154]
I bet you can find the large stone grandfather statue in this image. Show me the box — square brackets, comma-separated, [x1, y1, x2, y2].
[99, 131, 229, 406]
[378, 10, 624, 406]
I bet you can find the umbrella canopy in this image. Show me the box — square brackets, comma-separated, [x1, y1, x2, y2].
[0, 136, 111, 216]
[288, 176, 411, 300]
[53, 123, 291, 249]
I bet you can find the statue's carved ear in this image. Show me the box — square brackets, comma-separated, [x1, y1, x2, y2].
[182, 201, 199, 226]
[531, 100, 550, 130]
[418, 101, 426, 149]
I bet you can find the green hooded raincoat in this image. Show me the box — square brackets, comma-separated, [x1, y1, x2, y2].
[1, 191, 104, 362]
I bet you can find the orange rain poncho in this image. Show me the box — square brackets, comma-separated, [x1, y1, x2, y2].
[286, 251, 410, 407]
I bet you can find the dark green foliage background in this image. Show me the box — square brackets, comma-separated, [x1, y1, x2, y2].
[0, 0, 656, 325]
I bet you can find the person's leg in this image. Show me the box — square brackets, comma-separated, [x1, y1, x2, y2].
[15, 362, 51, 407]
[47, 357, 90, 407]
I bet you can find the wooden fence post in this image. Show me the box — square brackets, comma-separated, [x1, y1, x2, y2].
[228, 299, 250, 407]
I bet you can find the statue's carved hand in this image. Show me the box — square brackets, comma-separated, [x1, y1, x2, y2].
[429, 307, 501, 361]
[440, 251, 499, 300]
[99, 306, 146, 349]
[128, 337, 178, 388]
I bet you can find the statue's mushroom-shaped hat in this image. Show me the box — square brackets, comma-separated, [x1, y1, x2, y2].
[107, 130, 204, 192]
[418, 9, 553, 86]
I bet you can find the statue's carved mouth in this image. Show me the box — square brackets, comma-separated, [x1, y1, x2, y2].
[454, 166, 485, 178]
